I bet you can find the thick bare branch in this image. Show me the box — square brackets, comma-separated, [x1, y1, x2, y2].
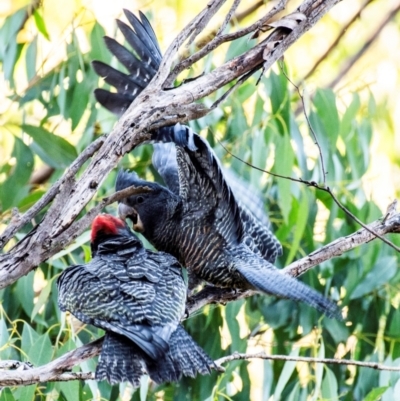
[0, 136, 106, 250]
[0, 338, 102, 386]
[4, 321, 400, 387]
[0, 0, 343, 290]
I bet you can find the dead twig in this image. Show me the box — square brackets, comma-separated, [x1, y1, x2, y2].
[4, 328, 400, 386]
[215, 351, 400, 371]
[327, 2, 400, 89]
[302, 0, 377, 81]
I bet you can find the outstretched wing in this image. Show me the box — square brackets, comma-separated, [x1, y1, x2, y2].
[152, 143, 180, 194]
[93, 10, 162, 116]
[92, 12, 281, 260]
[152, 140, 282, 262]
[240, 209, 283, 263]
[153, 124, 244, 245]
[223, 168, 270, 227]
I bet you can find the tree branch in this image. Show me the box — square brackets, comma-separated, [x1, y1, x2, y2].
[283, 199, 400, 277]
[0, 185, 151, 290]
[0, 338, 102, 386]
[327, 2, 400, 89]
[0, 135, 106, 250]
[186, 200, 400, 316]
[280, 62, 327, 186]
[0, 0, 343, 290]
[301, 0, 377, 81]
[220, 139, 400, 253]
[215, 352, 400, 371]
[3, 331, 400, 387]
[166, 0, 288, 85]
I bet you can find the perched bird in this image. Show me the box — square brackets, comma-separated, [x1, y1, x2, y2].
[116, 124, 342, 320]
[92, 10, 340, 317]
[57, 214, 215, 386]
[93, 9, 283, 265]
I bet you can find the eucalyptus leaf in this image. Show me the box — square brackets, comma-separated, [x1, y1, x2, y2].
[22, 124, 77, 168]
[350, 256, 397, 299]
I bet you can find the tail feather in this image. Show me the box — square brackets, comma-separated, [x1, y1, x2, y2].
[146, 325, 214, 383]
[236, 259, 342, 320]
[96, 333, 144, 387]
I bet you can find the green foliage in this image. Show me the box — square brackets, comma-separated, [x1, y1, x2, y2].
[0, 3, 399, 401]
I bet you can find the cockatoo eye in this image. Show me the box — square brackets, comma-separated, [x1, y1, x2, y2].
[137, 196, 145, 204]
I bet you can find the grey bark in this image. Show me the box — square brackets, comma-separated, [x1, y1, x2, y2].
[0, 0, 342, 289]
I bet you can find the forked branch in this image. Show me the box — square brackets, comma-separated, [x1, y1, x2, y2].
[0, 0, 343, 289]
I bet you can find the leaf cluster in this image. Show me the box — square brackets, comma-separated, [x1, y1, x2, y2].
[0, 2, 399, 400]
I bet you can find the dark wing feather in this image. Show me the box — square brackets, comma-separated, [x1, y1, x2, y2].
[123, 9, 162, 65]
[240, 207, 283, 263]
[93, 89, 133, 116]
[223, 168, 270, 228]
[92, 61, 142, 97]
[93, 11, 161, 115]
[153, 123, 244, 244]
[116, 19, 159, 74]
[152, 143, 180, 194]
[103, 37, 154, 88]
[138, 11, 162, 55]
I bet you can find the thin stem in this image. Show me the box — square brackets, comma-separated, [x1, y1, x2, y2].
[302, 0, 377, 81]
[219, 143, 400, 252]
[279, 61, 327, 186]
[215, 352, 400, 371]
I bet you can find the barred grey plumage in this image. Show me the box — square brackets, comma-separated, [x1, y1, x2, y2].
[93, 10, 283, 265]
[92, 11, 341, 318]
[116, 125, 342, 320]
[57, 214, 215, 386]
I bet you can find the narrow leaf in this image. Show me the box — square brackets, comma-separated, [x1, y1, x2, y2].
[22, 124, 77, 168]
[274, 131, 294, 224]
[364, 386, 390, 401]
[274, 347, 299, 400]
[350, 256, 397, 299]
[33, 10, 50, 40]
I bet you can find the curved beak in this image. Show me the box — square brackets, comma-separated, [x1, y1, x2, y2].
[118, 203, 135, 221]
[118, 203, 144, 233]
